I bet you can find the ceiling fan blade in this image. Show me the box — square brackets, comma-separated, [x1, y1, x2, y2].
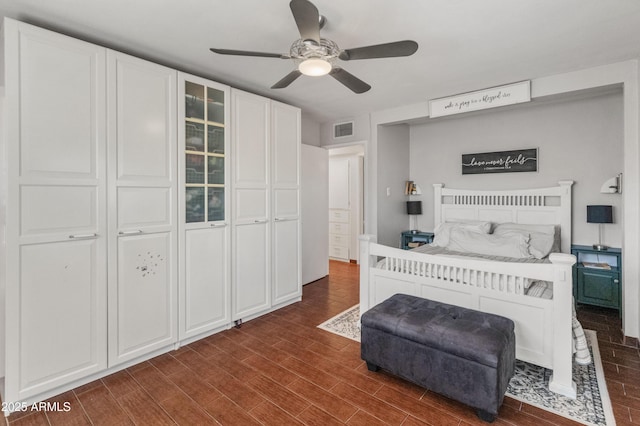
[338, 40, 419, 61]
[290, 0, 321, 44]
[210, 48, 289, 59]
[329, 68, 371, 94]
[271, 70, 303, 89]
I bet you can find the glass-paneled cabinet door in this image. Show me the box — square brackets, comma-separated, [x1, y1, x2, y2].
[180, 77, 229, 225]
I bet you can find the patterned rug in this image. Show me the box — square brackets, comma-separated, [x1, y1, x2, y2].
[317, 305, 616, 426]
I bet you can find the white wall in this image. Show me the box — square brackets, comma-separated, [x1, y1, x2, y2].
[301, 114, 321, 147]
[0, 87, 5, 378]
[376, 124, 410, 247]
[409, 90, 624, 248]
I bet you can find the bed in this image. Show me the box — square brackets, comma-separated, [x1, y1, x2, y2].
[359, 181, 580, 398]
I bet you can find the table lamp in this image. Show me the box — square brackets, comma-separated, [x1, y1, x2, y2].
[587, 205, 613, 251]
[406, 201, 422, 233]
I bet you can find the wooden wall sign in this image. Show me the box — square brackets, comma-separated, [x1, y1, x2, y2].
[461, 148, 538, 175]
[429, 81, 531, 118]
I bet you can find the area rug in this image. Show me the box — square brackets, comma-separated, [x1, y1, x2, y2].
[317, 305, 616, 426]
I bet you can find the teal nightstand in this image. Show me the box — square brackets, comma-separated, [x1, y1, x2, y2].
[571, 245, 621, 312]
[401, 231, 434, 250]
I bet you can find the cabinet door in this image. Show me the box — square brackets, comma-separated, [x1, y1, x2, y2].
[231, 89, 271, 319]
[273, 218, 300, 303]
[183, 227, 229, 335]
[178, 74, 231, 339]
[271, 101, 300, 188]
[271, 101, 301, 304]
[4, 19, 107, 402]
[234, 222, 270, 318]
[107, 51, 177, 365]
[577, 269, 620, 308]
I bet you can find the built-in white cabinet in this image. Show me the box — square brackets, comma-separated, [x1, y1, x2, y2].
[231, 90, 301, 321]
[271, 101, 301, 304]
[1, 17, 301, 413]
[106, 51, 178, 365]
[231, 90, 271, 319]
[2, 18, 108, 403]
[178, 73, 231, 340]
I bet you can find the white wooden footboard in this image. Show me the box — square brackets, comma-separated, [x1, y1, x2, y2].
[359, 234, 577, 398]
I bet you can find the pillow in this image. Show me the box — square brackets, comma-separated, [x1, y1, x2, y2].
[493, 223, 557, 259]
[431, 220, 492, 247]
[446, 227, 532, 259]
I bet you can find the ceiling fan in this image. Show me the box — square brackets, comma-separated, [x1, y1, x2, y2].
[210, 0, 418, 94]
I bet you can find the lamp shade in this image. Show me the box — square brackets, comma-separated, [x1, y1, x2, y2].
[406, 201, 422, 215]
[587, 205, 613, 224]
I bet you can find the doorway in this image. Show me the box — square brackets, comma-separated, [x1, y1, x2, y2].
[327, 144, 365, 263]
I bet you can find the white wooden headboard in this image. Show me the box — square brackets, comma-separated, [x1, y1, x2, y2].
[433, 181, 574, 253]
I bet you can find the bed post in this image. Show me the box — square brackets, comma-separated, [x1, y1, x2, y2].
[548, 252, 578, 398]
[359, 234, 376, 317]
[433, 184, 443, 226]
[557, 180, 574, 253]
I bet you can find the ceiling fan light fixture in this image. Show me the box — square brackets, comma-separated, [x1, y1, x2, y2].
[298, 57, 332, 76]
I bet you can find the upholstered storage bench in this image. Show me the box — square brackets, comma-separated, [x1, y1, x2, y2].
[361, 294, 515, 422]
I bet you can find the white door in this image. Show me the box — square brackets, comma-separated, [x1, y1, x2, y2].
[4, 19, 108, 402]
[178, 74, 231, 339]
[271, 101, 301, 304]
[107, 51, 178, 365]
[231, 89, 271, 319]
[301, 145, 329, 284]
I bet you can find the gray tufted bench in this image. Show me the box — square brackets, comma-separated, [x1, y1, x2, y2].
[361, 294, 515, 422]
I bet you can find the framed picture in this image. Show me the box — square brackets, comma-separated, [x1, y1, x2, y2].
[461, 148, 538, 175]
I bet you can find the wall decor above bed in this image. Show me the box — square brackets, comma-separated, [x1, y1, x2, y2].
[461, 148, 538, 175]
[429, 80, 531, 118]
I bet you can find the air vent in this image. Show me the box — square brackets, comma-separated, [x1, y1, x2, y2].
[333, 121, 354, 139]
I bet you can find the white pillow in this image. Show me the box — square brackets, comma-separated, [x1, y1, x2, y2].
[432, 220, 492, 247]
[493, 223, 557, 259]
[446, 227, 532, 259]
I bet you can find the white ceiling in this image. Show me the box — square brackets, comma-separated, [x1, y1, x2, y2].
[2, 0, 640, 123]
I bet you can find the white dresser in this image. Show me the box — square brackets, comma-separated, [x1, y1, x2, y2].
[329, 209, 350, 261]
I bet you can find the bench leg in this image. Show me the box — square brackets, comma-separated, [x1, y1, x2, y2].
[476, 409, 495, 423]
[365, 361, 380, 372]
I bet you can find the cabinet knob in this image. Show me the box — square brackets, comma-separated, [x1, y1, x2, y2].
[614, 279, 619, 284]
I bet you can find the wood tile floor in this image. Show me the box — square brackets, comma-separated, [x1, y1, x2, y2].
[5, 260, 640, 425]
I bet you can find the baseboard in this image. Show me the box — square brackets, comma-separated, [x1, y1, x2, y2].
[623, 335, 639, 348]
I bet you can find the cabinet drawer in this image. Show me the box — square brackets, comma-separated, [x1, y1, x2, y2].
[329, 209, 349, 223]
[329, 233, 349, 247]
[329, 245, 349, 260]
[329, 222, 350, 235]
